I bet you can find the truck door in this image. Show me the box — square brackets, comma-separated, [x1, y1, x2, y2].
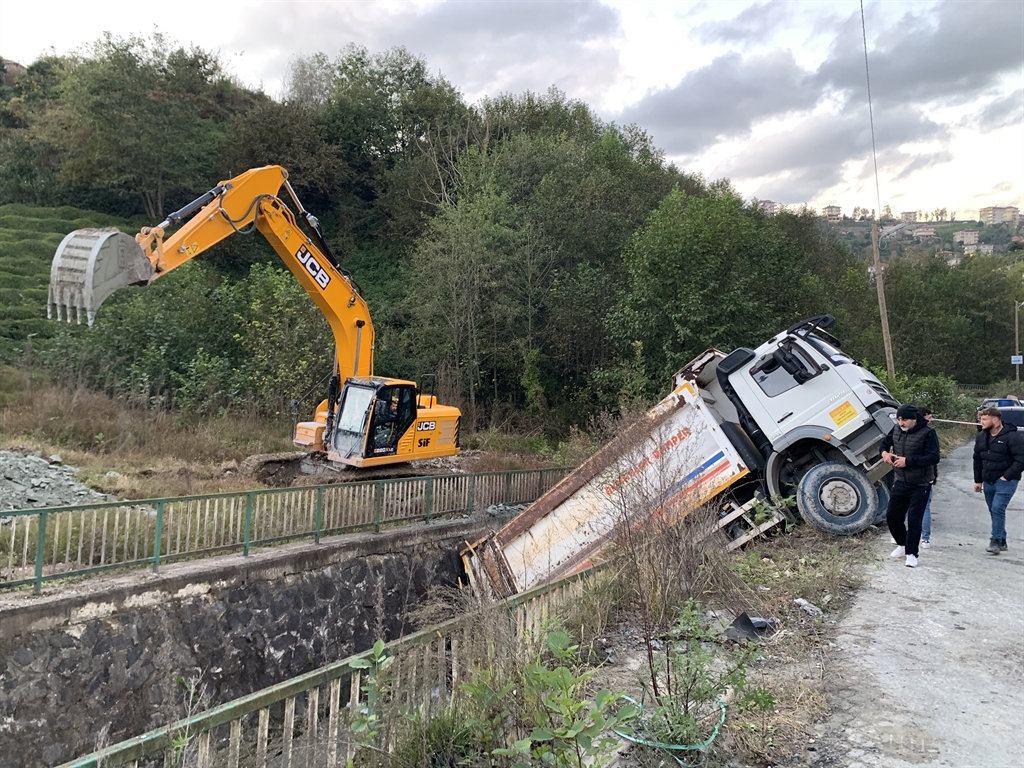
[731, 339, 859, 443]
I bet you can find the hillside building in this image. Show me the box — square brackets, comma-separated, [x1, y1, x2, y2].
[954, 229, 980, 246]
[901, 211, 918, 223]
[824, 205, 842, 222]
[979, 206, 1019, 226]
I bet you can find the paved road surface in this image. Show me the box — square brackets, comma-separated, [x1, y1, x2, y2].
[814, 442, 1024, 767]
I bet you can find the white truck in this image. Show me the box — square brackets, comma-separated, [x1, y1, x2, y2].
[461, 316, 899, 598]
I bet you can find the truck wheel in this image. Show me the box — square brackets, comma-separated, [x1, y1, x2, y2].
[796, 462, 880, 535]
[872, 481, 891, 525]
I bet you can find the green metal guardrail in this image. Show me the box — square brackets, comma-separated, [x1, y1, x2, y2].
[59, 567, 597, 768]
[0, 467, 572, 594]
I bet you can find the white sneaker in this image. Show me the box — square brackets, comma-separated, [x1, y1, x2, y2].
[921, 540, 931, 549]
[890, 545, 905, 558]
[905, 554, 918, 568]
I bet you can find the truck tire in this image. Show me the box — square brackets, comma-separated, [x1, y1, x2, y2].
[872, 481, 891, 525]
[796, 462, 880, 536]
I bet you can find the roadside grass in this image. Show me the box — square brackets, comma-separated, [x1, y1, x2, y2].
[0, 364, 293, 498]
[548, 488, 877, 768]
[728, 525, 875, 637]
[708, 523, 878, 765]
[1, 364, 562, 498]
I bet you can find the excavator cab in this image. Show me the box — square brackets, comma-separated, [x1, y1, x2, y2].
[331, 380, 415, 460]
[320, 378, 460, 468]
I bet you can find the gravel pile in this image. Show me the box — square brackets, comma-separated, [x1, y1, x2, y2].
[485, 502, 530, 517]
[0, 450, 115, 512]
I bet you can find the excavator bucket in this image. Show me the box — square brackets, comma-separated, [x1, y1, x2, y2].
[48, 229, 154, 326]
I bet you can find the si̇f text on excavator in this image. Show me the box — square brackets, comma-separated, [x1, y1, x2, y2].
[47, 166, 460, 473]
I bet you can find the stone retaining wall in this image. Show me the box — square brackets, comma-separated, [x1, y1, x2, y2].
[0, 518, 491, 767]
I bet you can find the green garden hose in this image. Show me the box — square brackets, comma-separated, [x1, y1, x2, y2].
[613, 695, 727, 767]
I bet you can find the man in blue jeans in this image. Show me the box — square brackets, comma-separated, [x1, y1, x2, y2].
[920, 407, 935, 547]
[973, 406, 1024, 555]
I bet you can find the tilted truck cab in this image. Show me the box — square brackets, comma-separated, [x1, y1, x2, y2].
[675, 316, 898, 533]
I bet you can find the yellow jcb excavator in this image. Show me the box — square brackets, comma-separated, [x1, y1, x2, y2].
[47, 165, 460, 476]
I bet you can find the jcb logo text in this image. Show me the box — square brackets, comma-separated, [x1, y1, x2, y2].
[297, 245, 331, 290]
[417, 421, 436, 432]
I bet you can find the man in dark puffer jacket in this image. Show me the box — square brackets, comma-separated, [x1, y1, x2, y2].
[881, 404, 940, 568]
[973, 406, 1024, 555]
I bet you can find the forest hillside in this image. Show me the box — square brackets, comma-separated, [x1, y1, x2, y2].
[2, 36, 1022, 439]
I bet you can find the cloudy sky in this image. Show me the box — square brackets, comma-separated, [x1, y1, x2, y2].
[3, 0, 1021, 218]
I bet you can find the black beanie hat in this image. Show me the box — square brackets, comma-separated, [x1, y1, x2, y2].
[896, 404, 919, 420]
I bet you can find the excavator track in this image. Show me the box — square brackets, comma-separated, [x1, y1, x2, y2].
[240, 452, 458, 487]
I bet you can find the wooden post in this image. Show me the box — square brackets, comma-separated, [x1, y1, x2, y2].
[871, 217, 895, 378]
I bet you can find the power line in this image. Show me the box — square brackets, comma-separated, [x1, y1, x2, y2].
[860, 0, 895, 378]
[860, 0, 883, 218]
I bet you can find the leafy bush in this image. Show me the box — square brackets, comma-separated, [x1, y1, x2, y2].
[32, 260, 335, 420]
[463, 629, 636, 767]
[872, 369, 977, 421]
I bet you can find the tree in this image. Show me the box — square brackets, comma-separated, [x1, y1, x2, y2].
[406, 187, 516, 423]
[0, 56, 70, 206]
[882, 255, 1015, 383]
[234, 264, 334, 415]
[46, 33, 255, 218]
[217, 100, 349, 212]
[283, 52, 335, 108]
[399, 104, 686, 421]
[611, 188, 820, 391]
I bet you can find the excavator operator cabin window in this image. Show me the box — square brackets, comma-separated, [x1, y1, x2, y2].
[370, 386, 416, 454]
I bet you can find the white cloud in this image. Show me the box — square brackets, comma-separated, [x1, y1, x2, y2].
[1, 0, 1021, 217]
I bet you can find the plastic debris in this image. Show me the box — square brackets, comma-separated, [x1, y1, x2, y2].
[725, 612, 778, 642]
[749, 616, 778, 631]
[725, 612, 760, 643]
[794, 598, 823, 617]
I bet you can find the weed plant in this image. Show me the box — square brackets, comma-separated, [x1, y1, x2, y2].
[625, 600, 774, 761]
[380, 628, 635, 768]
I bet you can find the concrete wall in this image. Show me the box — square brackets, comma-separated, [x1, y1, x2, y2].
[0, 518, 491, 767]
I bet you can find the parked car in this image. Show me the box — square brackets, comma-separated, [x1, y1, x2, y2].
[979, 397, 1021, 409]
[976, 397, 1024, 429]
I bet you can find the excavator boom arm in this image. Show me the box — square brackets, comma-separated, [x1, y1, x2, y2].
[49, 165, 374, 379]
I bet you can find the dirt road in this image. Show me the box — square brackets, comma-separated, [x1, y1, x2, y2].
[812, 442, 1024, 767]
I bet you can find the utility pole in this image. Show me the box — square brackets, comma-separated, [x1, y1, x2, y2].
[871, 217, 895, 378]
[1016, 300, 1023, 384]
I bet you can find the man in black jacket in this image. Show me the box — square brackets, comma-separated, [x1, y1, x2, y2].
[881, 404, 940, 568]
[973, 406, 1024, 555]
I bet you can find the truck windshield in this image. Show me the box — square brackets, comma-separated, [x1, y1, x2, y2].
[805, 334, 854, 366]
[336, 386, 375, 433]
